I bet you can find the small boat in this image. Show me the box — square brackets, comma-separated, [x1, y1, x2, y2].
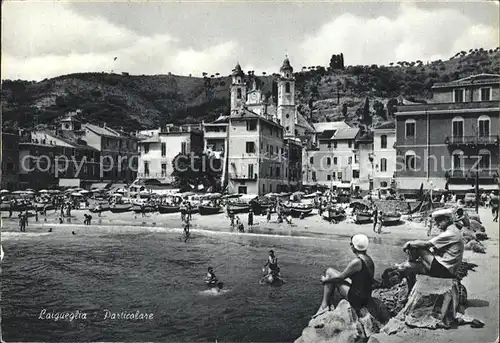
[89, 203, 110, 213]
[158, 204, 180, 214]
[322, 207, 346, 223]
[132, 205, 156, 213]
[109, 204, 133, 213]
[282, 202, 314, 217]
[227, 203, 250, 214]
[355, 211, 373, 223]
[381, 213, 402, 225]
[199, 205, 222, 215]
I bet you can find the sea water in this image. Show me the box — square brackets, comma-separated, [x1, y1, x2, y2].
[1, 225, 407, 342]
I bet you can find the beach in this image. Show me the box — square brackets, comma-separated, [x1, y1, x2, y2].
[1, 207, 498, 342]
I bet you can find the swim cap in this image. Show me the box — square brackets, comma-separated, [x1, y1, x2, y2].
[351, 234, 369, 251]
[432, 209, 453, 219]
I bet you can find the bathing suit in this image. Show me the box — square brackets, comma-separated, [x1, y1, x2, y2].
[428, 258, 454, 278]
[347, 256, 373, 312]
[268, 257, 280, 274]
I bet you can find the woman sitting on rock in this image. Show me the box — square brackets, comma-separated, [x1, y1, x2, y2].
[313, 234, 374, 318]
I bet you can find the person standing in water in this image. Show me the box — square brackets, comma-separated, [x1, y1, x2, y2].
[263, 250, 280, 278]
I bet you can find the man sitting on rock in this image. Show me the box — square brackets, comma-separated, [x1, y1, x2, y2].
[313, 234, 374, 318]
[454, 208, 470, 230]
[396, 208, 464, 293]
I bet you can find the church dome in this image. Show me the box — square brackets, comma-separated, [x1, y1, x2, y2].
[232, 63, 245, 77]
[280, 57, 293, 73]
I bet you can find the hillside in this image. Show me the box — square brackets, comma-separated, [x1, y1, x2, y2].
[2, 47, 499, 132]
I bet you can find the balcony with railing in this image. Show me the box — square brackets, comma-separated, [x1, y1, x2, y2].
[446, 168, 499, 180]
[445, 135, 499, 147]
[229, 172, 257, 180]
[137, 172, 170, 179]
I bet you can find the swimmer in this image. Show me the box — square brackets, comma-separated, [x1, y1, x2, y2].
[72, 231, 76, 235]
[205, 267, 218, 287]
[48, 228, 52, 232]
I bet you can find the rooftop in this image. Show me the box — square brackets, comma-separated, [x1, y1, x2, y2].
[374, 121, 396, 130]
[84, 123, 122, 138]
[331, 128, 359, 140]
[312, 121, 350, 133]
[396, 100, 500, 114]
[355, 131, 374, 143]
[432, 73, 500, 89]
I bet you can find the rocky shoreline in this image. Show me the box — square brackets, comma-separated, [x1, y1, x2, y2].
[294, 208, 498, 343]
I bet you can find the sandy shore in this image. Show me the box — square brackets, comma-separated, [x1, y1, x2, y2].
[1, 207, 498, 342]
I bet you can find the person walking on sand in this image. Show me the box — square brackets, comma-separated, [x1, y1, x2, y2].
[376, 211, 384, 234]
[248, 208, 254, 227]
[490, 193, 498, 222]
[313, 234, 374, 318]
[266, 208, 271, 223]
[372, 205, 378, 233]
[395, 209, 464, 293]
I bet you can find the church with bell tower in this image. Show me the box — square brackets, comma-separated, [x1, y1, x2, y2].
[230, 63, 247, 112]
[277, 57, 296, 137]
[213, 57, 315, 195]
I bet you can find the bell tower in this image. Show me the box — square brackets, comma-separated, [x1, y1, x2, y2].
[230, 63, 247, 113]
[277, 57, 295, 136]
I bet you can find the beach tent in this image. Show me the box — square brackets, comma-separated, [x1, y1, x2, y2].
[0, 190, 10, 194]
[39, 189, 49, 193]
[71, 192, 83, 196]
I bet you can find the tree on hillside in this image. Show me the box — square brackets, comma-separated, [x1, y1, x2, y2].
[362, 98, 371, 125]
[373, 100, 386, 120]
[342, 103, 348, 117]
[387, 98, 398, 118]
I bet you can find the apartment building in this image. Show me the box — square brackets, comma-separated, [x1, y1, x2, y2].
[136, 124, 204, 184]
[395, 74, 499, 193]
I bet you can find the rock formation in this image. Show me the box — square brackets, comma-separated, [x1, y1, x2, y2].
[294, 299, 388, 343]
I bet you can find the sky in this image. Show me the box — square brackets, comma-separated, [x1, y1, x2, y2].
[2, 1, 499, 81]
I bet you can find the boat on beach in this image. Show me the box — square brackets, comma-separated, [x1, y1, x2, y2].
[109, 204, 133, 213]
[226, 202, 250, 214]
[158, 204, 180, 214]
[199, 205, 222, 215]
[322, 206, 346, 222]
[131, 205, 156, 213]
[355, 211, 373, 223]
[381, 212, 402, 225]
[89, 203, 110, 213]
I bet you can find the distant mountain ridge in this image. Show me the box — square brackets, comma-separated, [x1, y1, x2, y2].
[2, 47, 499, 132]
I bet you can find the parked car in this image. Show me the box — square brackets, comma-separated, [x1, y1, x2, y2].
[464, 193, 476, 207]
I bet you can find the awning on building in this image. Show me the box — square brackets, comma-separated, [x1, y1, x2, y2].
[479, 184, 499, 191]
[59, 178, 81, 187]
[91, 183, 108, 189]
[447, 184, 473, 191]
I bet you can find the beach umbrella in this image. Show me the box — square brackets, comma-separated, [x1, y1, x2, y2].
[39, 189, 49, 193]
[48, 190, 61, 193]
[71, 192, 83, 196]
[25, 190, 35, 195]
[79, 190, 90, 194]
[0, 190, 10, 194]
